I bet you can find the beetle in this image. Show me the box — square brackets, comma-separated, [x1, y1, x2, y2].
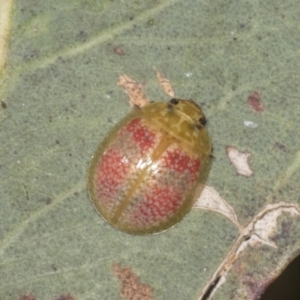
[87, 98, 212, 235]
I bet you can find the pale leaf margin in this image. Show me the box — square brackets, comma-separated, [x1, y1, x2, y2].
[0, 0, 13, 78]
[196, 201, 300, 300]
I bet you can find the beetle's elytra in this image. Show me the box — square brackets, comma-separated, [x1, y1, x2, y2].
[87, 99, 212, 235]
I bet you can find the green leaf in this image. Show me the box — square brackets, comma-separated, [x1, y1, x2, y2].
[1, 0, 300, 299]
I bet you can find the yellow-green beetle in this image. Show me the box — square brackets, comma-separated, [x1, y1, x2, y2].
[88, 99, 212, 235]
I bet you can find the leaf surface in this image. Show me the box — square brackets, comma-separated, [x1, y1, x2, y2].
[1, 1, 300, 299]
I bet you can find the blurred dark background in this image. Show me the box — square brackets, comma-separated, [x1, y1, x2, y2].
[260, 254, 300, 300]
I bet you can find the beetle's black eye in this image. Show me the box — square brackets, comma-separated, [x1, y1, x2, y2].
[170, 98, 179, 105]
[199, 116, 207, 126]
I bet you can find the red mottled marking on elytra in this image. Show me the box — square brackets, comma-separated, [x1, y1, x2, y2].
[164, 148, 201, 182]
[96, 148, 129, 203]
[123, 119, 156, 153]
[131, 185, 182, 226]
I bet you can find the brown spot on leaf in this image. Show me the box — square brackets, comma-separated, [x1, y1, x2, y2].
[45, 197, 52, 205]
[273, 142, 288, 153]
[53, 294, 75, 300]
[1, 101, 7, 109]
[113, 264, 154, 300]
[114, 46, 124, 55]
[18, 294, 36, 300]
[247, 91, 264, 112]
